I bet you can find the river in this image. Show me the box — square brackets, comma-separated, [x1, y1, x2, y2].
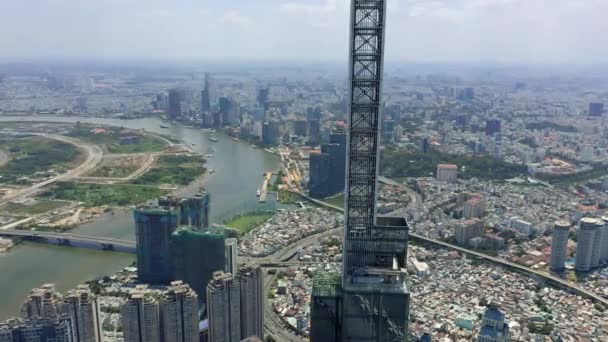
[0, 115, 281, 320]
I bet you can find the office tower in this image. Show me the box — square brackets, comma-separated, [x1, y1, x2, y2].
[454, 219, 484, 246]
[311, 1, 410, 341]
[171, 227, 226, 303]
[394, 125, 403, 142]
[589, 102, 604, 117]
[311, 270, 342, 341]
[201, 73, 213, 113]
[485, 119, 501, 136]
[160, 281, 199, 342]
[225, 238, 238, 276]
[328, 131, 347, 194]
[419, 136, 430, 153]
[121, 286, 161, 342]
[309, 152, 331, 198]
[382, 118, 395, 143]
[601, 217, 608, 263]
[219, 97, 240, 127]
[590, 220, 604, 269]
[436, 164, 457, 183]
[477, 304, 510, 342]
[309, 119, 321, 143]
[550, 221, 571, 272]
[21, 284, 62, 320]
[257, 88, 269, 108]
[294, 119, 308, 137]
[168, 89, 184, 120]
[134, 206, 180, 284]
[166, 193, 210, 231]
[239, 266, 264, 340]
[575, 218, 598, 272]
[207, 271, 241, 342]
[262, 121, 280, 145]
[0, 318, 73, 342]
[64, 285, 101, 342]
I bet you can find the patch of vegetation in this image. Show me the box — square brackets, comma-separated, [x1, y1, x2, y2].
[278, 189, 299, 203]
[526, 121, 578, 133]
[380, 149, 526, 180]
[0, 136, 82, 184]
[90, 165, 139, 178]
[528, 322, 554, 335]
[537, 167, 608, 186]
[323, 193, 345, 208]
[66, 126, 167, 154]
[224, 211, 274, 235]
[0, 200, 69, 215]
[131, 154, 205, 186]
[41, 182, 166, 207]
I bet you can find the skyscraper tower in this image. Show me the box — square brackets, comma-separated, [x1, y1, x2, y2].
[238, 265, 264, 340]
[550, 221, 571, 272]
[311, 1, 410, 341]
[160, 281, 199, 342]
[225, 238, 238, 276]
[134, 206, 180, 284]
[575, 218, 598, 272]
[121, 285, 161, 342]
[64, 285, 101, 342]
[20, 284, 62, 320]
[207, 271, 241, 342]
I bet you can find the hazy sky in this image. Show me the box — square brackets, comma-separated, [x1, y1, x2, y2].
[1, 0, 606, 64]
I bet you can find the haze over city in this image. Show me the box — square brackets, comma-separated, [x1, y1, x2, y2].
[1, 0, 607, 64]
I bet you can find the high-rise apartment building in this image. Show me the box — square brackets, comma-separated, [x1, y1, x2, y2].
[477, 304, 510, 342]
[171, 227, 226, 303]
[590, 219, 604, 269]
[454, 219, 484, 246]
[64, 285, 101, 342]
[575, 218, 598, 272]
[160, 281, 199, 342]
[219, 97, 240, 127]
[436, 164, 458, 183]
[207, 271, 241, 342]
[121, 285, 161, 342]
[311, 1, 410, 340]
[0, 317, 73, 342]
[168, 89, 186, 120]
[601, 217, 608, 263]
[225, 238, 238, 276]
[20, 284, 62, 320]
[550, 221, 571, 272]
[239, 266, 264, 340]
[134, 206, 180, 284]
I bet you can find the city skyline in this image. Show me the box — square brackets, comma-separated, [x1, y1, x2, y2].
[0, 0, 607, 64]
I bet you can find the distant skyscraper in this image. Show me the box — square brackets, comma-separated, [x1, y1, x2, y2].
[589, 102, 604, 117]
[601, 217, 608, 264]
[168, 89, 185, 120]
[219, 97, 240, 127]
[134, 206, 180, 284]
[590, 219, 604, 269]
[262, 121, 280, 145]
[121, 285, 161, 342]
[419, 136, 430, 153]
[160, 281, 199, 342]
[201, 73, 213, 113]
[294, 119, 308, 137]
[550, 221, 571, 272]
[383, 118, 395, 143]
[311, 1, 410, 340]
[21, 284, 62, 320]
[485, 119, 501, 137]
[309, 152, 330, 198]
[436, 164, 458, 183]
[225, 238, 238, 276]
[238, 266, 264, 340]
[575, 218, 598, 272]
[64, 285, 101, 342]
[171, 227, 226, 303]
[477, 304, 510, 342]
[207, 271, 241, 342]
[309, 119, 321, 144]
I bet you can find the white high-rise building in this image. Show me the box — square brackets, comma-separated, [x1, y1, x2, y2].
[160, 281, 199, 342]
[207, 271, 241, 342]
[590, 220, 605, 269]
[436, 164, 457, 183]
[64, 285, 101, 342]
[550, 221, 571, 272]
[225, 238, 239, 276]
[575, 218, 598, 272]
[239, 266, 264, 340]
[121, 285, 161, 342]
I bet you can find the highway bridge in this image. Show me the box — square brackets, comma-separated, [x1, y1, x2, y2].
[0, 230, 135, 253]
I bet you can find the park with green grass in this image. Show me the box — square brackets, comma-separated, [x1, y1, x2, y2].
[66, 125, 168, 154]
[224, 211, 274, 235]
